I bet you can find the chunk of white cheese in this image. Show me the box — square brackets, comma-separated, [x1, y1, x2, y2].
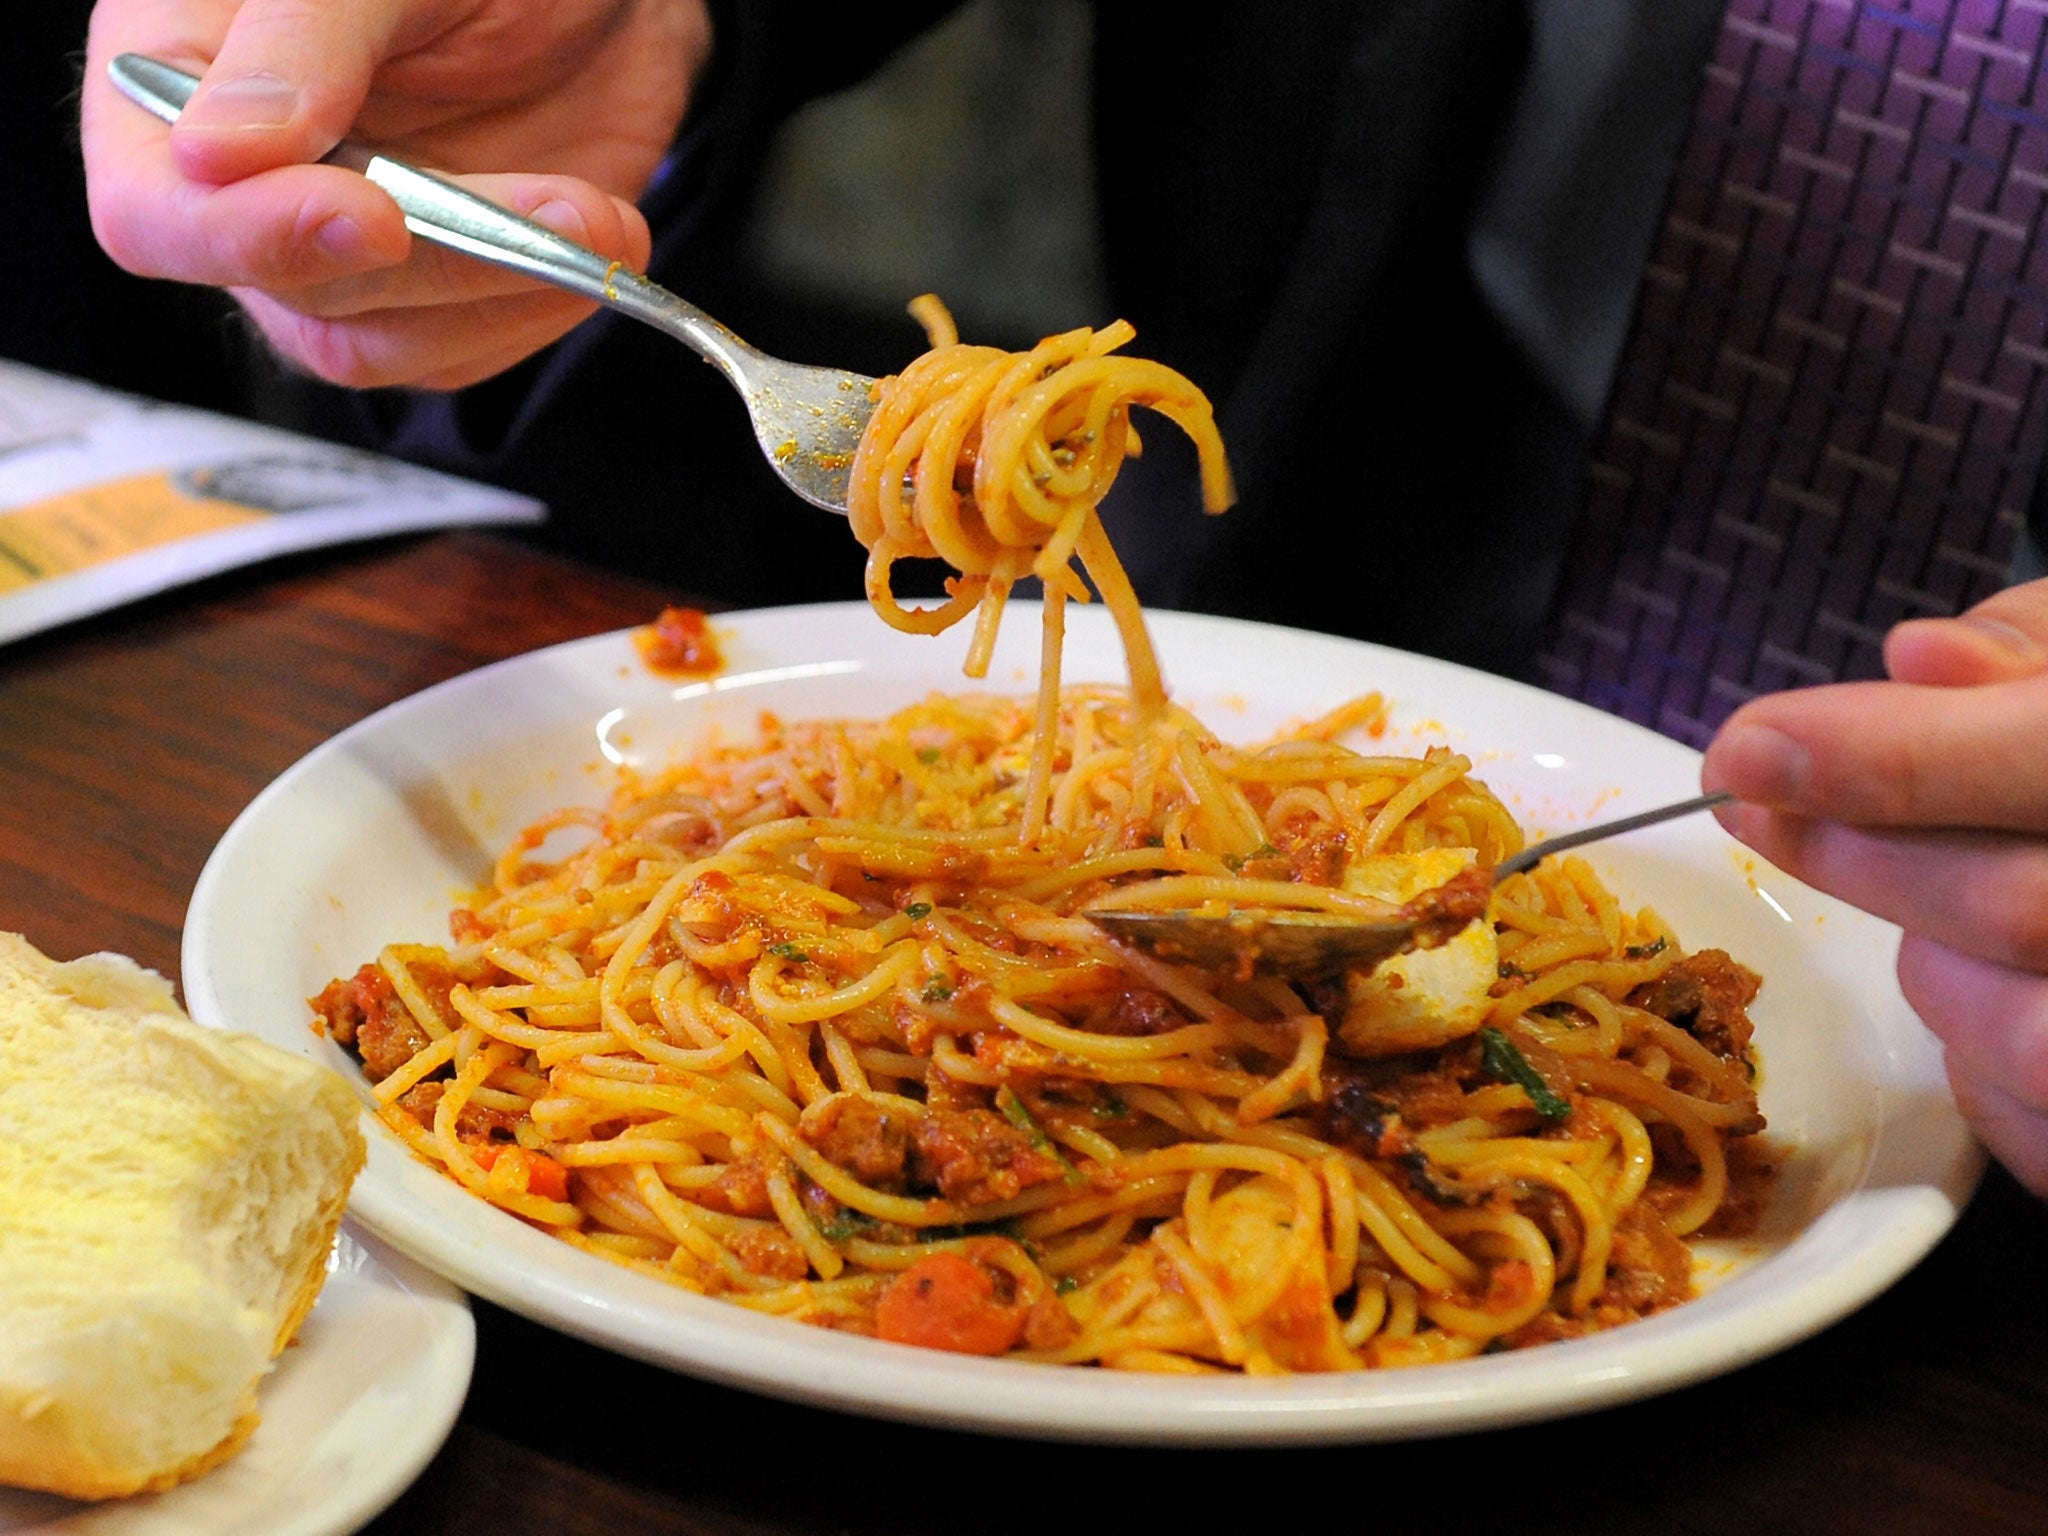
[1334, 847, 1496, 1057]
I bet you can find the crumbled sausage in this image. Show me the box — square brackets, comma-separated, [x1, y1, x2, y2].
[1628, 949, 1761, 1061]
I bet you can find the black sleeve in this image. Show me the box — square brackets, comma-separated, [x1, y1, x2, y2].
[1081, 0, 1570, 676]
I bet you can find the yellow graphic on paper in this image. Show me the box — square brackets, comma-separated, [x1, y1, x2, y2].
[0, 472, 264, 594]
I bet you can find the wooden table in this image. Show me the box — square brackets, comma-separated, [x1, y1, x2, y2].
[7, 528, 2047, 1536]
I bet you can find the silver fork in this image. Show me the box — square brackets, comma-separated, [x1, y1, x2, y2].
[108, 53, 877, 514]
[1087, 790, 1735, 979]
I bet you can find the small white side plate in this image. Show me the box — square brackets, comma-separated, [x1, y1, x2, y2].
[0, 1225, 474, 1536]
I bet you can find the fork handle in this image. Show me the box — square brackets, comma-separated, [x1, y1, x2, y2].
[1495, 790, 1734, 878]
[107, 54, 760, 387]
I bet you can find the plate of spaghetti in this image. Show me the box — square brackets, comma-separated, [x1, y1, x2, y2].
[181, 597, 1981, 1445]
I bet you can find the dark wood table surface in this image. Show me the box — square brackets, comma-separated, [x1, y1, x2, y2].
[7, 527, 2048, 1536]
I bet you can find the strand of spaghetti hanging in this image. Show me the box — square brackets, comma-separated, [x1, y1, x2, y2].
[846, 296, 1236, 841]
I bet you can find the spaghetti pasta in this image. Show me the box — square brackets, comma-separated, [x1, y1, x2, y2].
[846, 296, 1233, 839]
[311, 305, 1767, 1371]
[312, 684, 1770, 1373]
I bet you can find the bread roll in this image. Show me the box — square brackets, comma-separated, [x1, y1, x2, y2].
[0, 932, 366, 1500]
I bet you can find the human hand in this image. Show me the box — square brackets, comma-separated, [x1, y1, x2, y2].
[1701, 578, 2048, 1193]
[81, 0, 712, 389]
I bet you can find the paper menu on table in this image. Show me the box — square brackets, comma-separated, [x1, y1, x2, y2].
[0, 358, 543, 647]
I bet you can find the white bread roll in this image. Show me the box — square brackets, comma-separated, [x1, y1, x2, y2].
[0, 932, 366, 1501]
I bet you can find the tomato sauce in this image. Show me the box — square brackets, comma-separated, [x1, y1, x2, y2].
[634, 605, 724, 677]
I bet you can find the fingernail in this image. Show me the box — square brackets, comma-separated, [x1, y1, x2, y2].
[190, 71, 300, 130]
[1958, 613, 2044, 663]
[313, 213, 375, 265]
[1714, 722, 1811, 804]
[529, 199, 590, 244]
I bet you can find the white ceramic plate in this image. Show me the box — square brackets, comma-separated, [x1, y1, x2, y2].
[181, 602, 1982, 1446]
[0, 1224, 473, 1536]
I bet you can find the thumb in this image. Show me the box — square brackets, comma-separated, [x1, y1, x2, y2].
[169, 0, 418, 185]
[1884, 576, 2048, 687]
